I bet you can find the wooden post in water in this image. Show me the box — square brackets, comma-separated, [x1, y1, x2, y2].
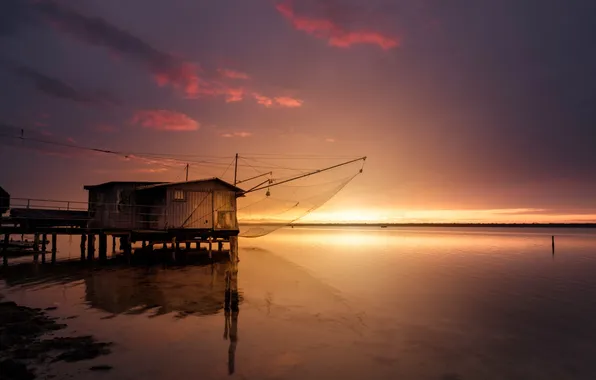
[51, 233, 57, 264]
[41, 234, 47, 264]
[87, 234, 95, 261]
[552, 235, 555, 253]
[2, 233, 9, 267]
[33, 233, 40, 252]
[208, 238, 213, 260]
[112, 236, 116, 255]
[80, 233, 87, 261]
[218, 241, 223, 252]
[98, 232, 107, 261]
[122, 234, 131, 263]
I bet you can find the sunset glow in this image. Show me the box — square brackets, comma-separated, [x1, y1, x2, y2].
[1, 0, 595, 224]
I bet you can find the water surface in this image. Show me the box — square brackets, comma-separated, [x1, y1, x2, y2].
[2, 227, 596, 380]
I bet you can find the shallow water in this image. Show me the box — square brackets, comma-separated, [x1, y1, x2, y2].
[2, 227, 596, 380]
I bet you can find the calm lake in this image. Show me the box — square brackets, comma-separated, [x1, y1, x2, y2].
[2, 227, 596, 380]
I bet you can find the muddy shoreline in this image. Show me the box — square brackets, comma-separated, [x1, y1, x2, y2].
[0, 297, 113, 380]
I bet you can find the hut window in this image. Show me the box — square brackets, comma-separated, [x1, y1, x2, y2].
[173, 189, 185, 201]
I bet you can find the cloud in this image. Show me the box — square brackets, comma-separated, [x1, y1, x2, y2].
[274, 1, 400, 50]
[33, 0, 203, 98]
[252, 93, 303, 108]
[218, 68, 250, 80]
[66, 137, 76, 144]
[10, 1, 304, 106]
[253, 93, 273, 107]
[221, 131, 253, 138]
[325, 138, 336, 143]
[275, 96, 303, 107]
[10, 63, 117, 106]
[131, 110, 199, 131]
[221, 87, 244, 103]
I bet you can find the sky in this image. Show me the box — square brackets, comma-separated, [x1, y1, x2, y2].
[1, 0, 596, 223]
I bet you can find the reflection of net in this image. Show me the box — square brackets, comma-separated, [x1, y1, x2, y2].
[237, 160, 363, 238]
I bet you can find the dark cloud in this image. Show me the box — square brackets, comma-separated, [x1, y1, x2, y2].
[5, 60, 118, 106]
[31, 0, 202, 97]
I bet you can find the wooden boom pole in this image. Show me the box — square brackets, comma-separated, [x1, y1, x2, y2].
[241, 156, 366, 195]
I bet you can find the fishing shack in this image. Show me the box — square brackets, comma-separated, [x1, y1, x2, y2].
[84, 178, 244, 238]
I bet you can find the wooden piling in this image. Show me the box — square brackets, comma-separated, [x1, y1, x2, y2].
[51, 233, 57, 264]
[2, 233, 9, 267]
[142, 240, 147, 249]
[33, 233, 40, 252]
[87, 234, 95, 261]
[80, 234, 87, 261]
[98, 232, 107, 261]
[208, 239, 212, 260]
[41, 234, 47, 264]
[122, 235, 131, 263]
[552, 235, 555, 253]
[112, 236, 116, 254]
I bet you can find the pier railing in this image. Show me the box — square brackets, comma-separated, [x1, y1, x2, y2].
[9, 197, 89, 211]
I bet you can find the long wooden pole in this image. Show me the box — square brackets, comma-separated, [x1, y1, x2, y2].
[242, 156, 366, 195]
[233, 153, 239, 186]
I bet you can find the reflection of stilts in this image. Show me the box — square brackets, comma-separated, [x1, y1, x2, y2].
[224, 236, 239, 375]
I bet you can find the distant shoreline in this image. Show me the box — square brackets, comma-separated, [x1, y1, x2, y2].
[239, 223, 596, 228]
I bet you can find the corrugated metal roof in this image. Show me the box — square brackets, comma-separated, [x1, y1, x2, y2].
[135, 177, 245, 193]
[83, 181, 166, 190]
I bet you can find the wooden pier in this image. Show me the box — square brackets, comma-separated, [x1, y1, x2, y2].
[1, 204, 238, 267]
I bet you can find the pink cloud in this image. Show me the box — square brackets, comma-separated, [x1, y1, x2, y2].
[131, 110, 200, 131]
[221, 131, 253, 138]
[66, 137, 76, 144]
[253, 93, 273, 107]
[153, 61, 204, 99]
[221, 87, 245, 103]
[325, 138, 336, 143]
[218, 68, 250, 80]
[275, 1, 400, 50]
[275, 96, 303, 107]
[35, 1, 306, 105]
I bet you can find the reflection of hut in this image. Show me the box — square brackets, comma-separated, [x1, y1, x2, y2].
[84, 178, 244, 238]
[83, 263, 232, 317]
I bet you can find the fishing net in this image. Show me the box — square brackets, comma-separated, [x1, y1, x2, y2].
[236, 157, 365, 238]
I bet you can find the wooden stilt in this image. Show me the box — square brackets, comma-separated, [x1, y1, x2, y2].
[51, 233, 57, 264]
[98, 232, 107, 261]
[142, 240, 147, 249]
[41, 234, 47, 264]
[2, 233, 9, 267]
[80, 234, 87, 261]
[218, 241, 223, 252]
[112, 236, 116, 254]
[33, 233, 40, 252]
[208, 239, 212, 260]
[87, 234, 95, 261]
[123, 234, 131, 263]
